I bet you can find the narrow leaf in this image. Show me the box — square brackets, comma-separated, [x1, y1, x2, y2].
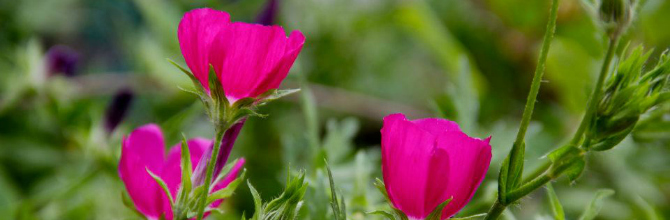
[578, 189, 615, 220]
[247, 181, 263, 220]
[451, 213, 487, 220]
[546, 183, 564, 220]
[206, 170, 246, 205]
[366, 210, 395, 219]
[147, 168, 174, 206]
[426, 198, 452, 220]
[181, 134, 193, 194]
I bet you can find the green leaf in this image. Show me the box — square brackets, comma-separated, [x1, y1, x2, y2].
[256, 88, 301, 106]
[374, 178, 390, 202]
[565, 157, 586, 182]
[325, 160, 346, 220]
[546, 183, 564, 220]
[247, 181, 263, 220]
[499, 141, 525, 204]
[206, 169, 246, 205]
[425, 197, 452, 220]
[366, 210, 395, 219]
[208, 64, 229, 117]
[180, 134, 193, 194]
[578, 189, 615, 220]
[147, 168, 174, 206]
[168, 58, 207, 97]
[212, 158, 241, 189]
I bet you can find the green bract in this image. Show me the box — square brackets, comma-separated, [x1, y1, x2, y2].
[587, 46, 670, 151]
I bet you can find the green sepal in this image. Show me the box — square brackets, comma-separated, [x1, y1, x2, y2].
[211, 158, 241, 189]
[548, 146, 586, 181]
[248, 181, 263, 220]
[180, 134, 193, 194]
[546, 183, 565, 220]
[498, 141, 525, 204]
[578, 189, 615, 220]
[147, 168, 174, 206]
[206, 169, 246, 205]
[168, 58, 209, 101]
[366, 210, 396, 219]
[451, 213, 487, 219]
[373, 178, 408, 219]
[255, 88, 301, 106]
[425, 197, 452, 220]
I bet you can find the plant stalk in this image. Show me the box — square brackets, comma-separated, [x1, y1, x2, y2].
[195, 126, 228, 220]
[484, 27, 622, 220]
[569, 37, 620, 145]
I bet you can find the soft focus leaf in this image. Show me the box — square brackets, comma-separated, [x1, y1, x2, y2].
[545, 183, 564, 220]
[578, 189, 615, 220]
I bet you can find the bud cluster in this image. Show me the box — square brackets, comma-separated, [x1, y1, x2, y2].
[586, 46, 670, 151]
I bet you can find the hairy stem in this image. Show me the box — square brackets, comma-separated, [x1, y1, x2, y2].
[487, 0, 559, 218]
[485, 27, 622, 220]
[569, 37, 620, 145]
[195, 126, 227, 220]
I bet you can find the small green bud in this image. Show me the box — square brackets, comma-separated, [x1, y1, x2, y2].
[598, 0, 632, 38]
[587, 45, 670, 151]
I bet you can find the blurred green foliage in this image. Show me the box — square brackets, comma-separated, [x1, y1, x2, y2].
[0, 0, 669, 219]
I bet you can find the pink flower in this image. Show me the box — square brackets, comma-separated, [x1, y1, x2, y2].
[381, 113, 492, 219]
[178, 8, 305, 103]
[118, 124, 245, 220]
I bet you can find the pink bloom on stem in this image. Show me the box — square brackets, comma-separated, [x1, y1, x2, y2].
[118, 124, 245, 220]
[178, 8, 305, 103]
[381, 113, 492, 219]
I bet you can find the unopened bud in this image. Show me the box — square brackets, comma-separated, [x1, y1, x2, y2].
[598, 0, 632, 38]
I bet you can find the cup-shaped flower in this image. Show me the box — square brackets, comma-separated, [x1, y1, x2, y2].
[381, 113, 492, 219]
[178, 8, 305, 104]
[118, 124, 245, 220]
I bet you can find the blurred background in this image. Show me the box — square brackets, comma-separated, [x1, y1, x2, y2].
[0, 0, 669, 219]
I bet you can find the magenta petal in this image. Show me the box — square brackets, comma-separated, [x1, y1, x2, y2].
[210, 23, 305, 102]
[210, 158, 246, 208]
[413, 118, 461, 135]
[178, 8, 230, 91]
[437, 131, 492, 218]
[160, 138, 212, 220]
[118, 124, 167, 219]
[381, 113, 436, 219]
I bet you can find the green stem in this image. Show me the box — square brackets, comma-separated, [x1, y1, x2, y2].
[488, 0, 559, 218]
[522, 160, 551, 184]
[513, 0, 558, 147]
[195, 126, 227, 220]
[484, 33, 621, 220]
[506, 174, 552, 202]
[569, 37, 620, 145]
[484, 200, 506, 220]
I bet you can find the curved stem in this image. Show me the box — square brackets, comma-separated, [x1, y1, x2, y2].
[195, 127, 227, 220]
[569, 37, 620, 145]
[522, 160, 551, 184]
[484, 200, 506, 220]
[506, 174, 552, 202]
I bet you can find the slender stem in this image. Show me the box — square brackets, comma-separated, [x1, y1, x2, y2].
[195, 127, 227, 220]
[484, 200, 506, 220]
[522, 160, 551, 184]
[569, 37, 620, 145]
[506, 174, 552, 202]
[484, 35, 621, 220]
[487, 0, 559, 218]
[512, 0, 559, 147]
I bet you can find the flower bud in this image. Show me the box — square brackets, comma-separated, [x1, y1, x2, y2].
[586, 46, 670, 151]
[598, 0, 632, 38]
